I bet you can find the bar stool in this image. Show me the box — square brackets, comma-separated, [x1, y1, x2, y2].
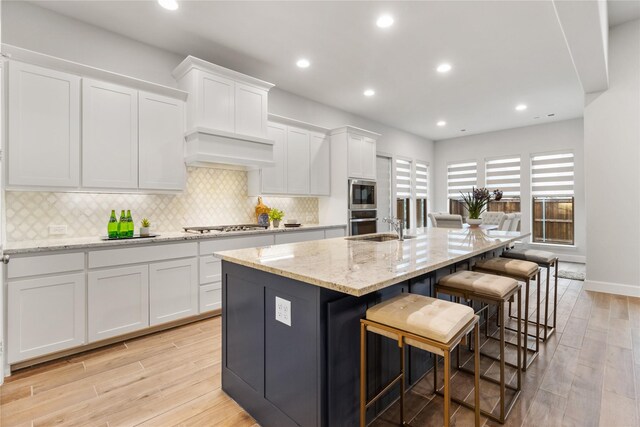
[435, 271, 522, 424]
[360, 293, 481, 427]
[502, 249, 559, 341]
[473, 257, 541, 370]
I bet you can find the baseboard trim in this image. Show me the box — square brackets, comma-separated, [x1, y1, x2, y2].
[584, 279, 640, 297]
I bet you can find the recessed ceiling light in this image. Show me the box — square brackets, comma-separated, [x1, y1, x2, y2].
[437, 63, 452, 73]
[158, 0, 178, 10]
[296, 58, 310, 68]
[376, 14, 394, 28]
[437, 121, 447, 127]
[364, 89, 376, 97]
[515, 104, 527, 111]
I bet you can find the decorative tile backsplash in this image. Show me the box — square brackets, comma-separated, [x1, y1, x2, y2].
[5, 167, 319, 241]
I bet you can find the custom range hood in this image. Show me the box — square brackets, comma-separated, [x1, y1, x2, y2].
[173, 56, 275, 169]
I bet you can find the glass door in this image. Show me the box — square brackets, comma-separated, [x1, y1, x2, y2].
[376, 156, 392, 232]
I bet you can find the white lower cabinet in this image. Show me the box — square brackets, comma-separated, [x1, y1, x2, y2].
[88, 265, 149, 342]
[275, 229, 326, 245]
[199, 283, 222, 313]
[8, 273, 85, 363]
[149, 258, 199, 326]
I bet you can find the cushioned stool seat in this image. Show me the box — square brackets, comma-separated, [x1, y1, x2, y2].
[366, 294, 475, 346]
[474, 257, 538, 278]
[439, 271, 519, 298]
[502, 249, 555, 264]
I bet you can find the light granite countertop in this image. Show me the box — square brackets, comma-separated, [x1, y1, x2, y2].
[215, 228, 530, 297]
[3, 224, 347, 255]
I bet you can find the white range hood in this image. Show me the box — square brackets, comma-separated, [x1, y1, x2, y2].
[173, 56, 275, 169]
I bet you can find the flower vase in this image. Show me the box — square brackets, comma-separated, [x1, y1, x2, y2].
[466, 218, 483, 228]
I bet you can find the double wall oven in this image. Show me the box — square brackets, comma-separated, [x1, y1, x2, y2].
[348, 179, 377, 236]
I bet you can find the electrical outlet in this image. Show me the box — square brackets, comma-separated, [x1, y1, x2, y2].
[48, 224, 68, 235]
[275, 296, 291, 326]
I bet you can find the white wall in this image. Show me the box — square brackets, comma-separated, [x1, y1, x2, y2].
[583, 19, 640, 296]
[2, 1, 435, 227]
[434, 118, 586, 261]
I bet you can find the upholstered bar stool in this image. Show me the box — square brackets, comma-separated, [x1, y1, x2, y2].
[360, 294, 481, 427]
[502, 249, 559, 341]
[435, 271, 522, 424]
[473, 257, 541, 370]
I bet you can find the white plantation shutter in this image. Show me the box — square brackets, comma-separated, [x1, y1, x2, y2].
[395, 159, 412, 198]
[415, 162, 429, 199]
[486, 156, 521, 198]
[531, 152, 574, 197]
[447, 161, 477, 199]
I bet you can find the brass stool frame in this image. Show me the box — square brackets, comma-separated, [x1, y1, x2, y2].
[360, 316, 481, 427]
[473, 265, 540, 371]
[434, 283, 522, 424]
[502, 253, 559, 342]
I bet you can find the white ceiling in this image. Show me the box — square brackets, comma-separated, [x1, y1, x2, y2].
[608, 0, 640, 27]
[29, 0, 586, 141]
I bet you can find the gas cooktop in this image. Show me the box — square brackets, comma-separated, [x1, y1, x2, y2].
[183, 224, 269, 234]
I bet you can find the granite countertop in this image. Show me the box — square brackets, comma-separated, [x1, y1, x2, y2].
[3, 224, 347, 255]
[215, 228, 530, 297]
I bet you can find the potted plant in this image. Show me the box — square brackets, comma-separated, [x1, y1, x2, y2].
[268, 208, 284, 228]
[140, 218, 151, 237]
[459, 187, 503, 227]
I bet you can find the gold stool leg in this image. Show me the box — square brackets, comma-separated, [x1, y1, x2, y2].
[553, 260, 559, 328]
[474, 322, 481, 427]
[535, 275, 541, 352]
[444, 350, 451, 427]
[360, 322, 367, 427]
[523, 279, 530, 371]
[517, 288, 522, 391]
[399, 338, 406, 425]
[544, 265, 551, 341]
[499, 302, 506, 423]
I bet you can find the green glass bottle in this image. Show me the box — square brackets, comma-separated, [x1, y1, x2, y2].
[126, 210, 134, 237]
[118, 210, 127, 238]
[108, 210, 118, 239]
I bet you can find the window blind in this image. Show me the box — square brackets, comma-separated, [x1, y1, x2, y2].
[415, 162, 429, 199]
[486, 156, 521, 198]
[447, 161, 477, 198]
[531, 152, 574, 197]
[395, 159, 412, 198]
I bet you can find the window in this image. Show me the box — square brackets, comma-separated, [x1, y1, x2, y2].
[486, 156, 521, 213]
[415, 162, 429, 228]
[395, 159, 412, 229]
[531, 152, 575, 245]
[447, 161, 477, 215]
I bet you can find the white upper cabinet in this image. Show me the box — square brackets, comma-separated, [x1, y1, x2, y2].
[362, 137, 377, 180]
[261, 122, 287, 194]
[139, 91, 186, 191]
[234, 82, 268, 138]
[286, 127, 310, 194]
[8, 61, 80, 188]
[347, 133, 364, 179]
[199, 72, 235, 132]
[338, 127, 379, 180]
[82, 78, 139, 189]
[309, 132, 331, 196]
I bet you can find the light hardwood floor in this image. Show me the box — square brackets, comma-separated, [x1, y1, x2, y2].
[1, 263, 638, 427]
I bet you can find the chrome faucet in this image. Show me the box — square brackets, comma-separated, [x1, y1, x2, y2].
[384, 217, 405, 241]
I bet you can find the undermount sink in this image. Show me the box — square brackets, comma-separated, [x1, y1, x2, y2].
[346, 233, 417, 242]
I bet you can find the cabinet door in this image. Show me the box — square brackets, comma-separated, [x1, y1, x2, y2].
[82, 78, 138, 189]
[275, 230, 325, 244]
[362, 137, 377, 180]
[309, 132, 330, 195]
[286, 127, 310, 194]
[235, 82, 267, 138]
[199, 71, 234, 132]
[199, 283, 222, 313]
[8, 61, 80, 188]
[88, 265, 149, 342]
[139, 91, 186, 191]
[8, 273, 85, 363]
[347, 133, 364, 179]
[261, 122, 287, 194]
[149, 258, 198, 326]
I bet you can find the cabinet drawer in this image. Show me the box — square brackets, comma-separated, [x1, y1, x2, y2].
[199, 234, 274, 254]
[8, 252, 85, 279]
[8, 273, 85, 363]
[275, 230, 325, 245]
[89, 242, 198, 268]
[199, 282, 222, 313]
[200, 256, 221, 284]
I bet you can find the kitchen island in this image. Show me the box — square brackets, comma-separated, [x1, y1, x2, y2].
[215, 227, 528, 427]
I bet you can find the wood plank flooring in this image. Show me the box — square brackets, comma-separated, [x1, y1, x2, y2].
[1, 263, 638, 426]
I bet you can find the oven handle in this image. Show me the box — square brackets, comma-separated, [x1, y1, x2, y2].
[349, 218, 379, 223]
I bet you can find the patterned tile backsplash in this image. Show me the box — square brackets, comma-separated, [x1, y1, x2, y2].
[5, 167, 319, 241]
